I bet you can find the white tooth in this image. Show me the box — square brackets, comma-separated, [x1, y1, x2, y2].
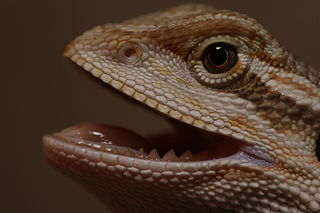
[137, 148, 144, 156]
[180, 150, 194, 161]
[162, 149, 179, 161]
[148, 149, 161, 160]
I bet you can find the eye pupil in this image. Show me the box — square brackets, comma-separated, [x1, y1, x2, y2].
[209, 46, 228, 66]
[202, 42, 237, 74]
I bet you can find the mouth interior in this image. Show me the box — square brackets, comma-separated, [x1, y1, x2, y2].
[55, 120, 242, 162]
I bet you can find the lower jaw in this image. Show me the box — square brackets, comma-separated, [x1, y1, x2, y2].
[43, 138, 244, 213]
[42, 121, 273, 213]
[42, 122, 273, 170]
[43, 133, 250, 179]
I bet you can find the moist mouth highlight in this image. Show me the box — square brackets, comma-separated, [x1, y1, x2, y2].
[43, 122, 272, 165]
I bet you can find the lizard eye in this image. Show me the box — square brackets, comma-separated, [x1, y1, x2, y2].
[189, 35, 253, 89]
[202, 42, 237, 74]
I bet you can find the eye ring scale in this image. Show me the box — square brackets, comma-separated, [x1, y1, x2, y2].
[189, 35, 253, 89]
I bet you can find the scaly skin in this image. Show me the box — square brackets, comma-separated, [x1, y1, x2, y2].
[43, 4, 320, 213]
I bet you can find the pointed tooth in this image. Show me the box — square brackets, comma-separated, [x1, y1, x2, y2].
[180, 150, 194, 161]
[137, 148, 144, 156]
[162, 149, 179, 161]
[134, 148, 146, 158]
[148, 149, 161, 160]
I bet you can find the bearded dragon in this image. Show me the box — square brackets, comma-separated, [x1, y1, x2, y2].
[42, 4, 320, 213]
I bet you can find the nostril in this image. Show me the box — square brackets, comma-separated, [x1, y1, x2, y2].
[316, 137, 320, 161]
[124, 48, 136, 58]
[117, 42, 143, 65]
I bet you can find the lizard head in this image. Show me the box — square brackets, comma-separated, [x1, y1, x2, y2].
[43, 4, 320, 212]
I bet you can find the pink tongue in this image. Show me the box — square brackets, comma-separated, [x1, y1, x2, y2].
[60, 122, 153, 152]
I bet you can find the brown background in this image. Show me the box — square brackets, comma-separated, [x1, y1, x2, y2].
[3, 0, 320, 212]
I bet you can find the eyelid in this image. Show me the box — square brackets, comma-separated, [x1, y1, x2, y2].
[190, 35, 242, 61]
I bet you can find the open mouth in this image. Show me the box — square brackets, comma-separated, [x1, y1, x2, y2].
[43, 116, 273, 166]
